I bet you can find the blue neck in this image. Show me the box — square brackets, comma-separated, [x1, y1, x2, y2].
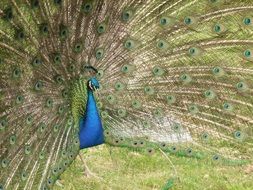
[79, 89, 104, 149]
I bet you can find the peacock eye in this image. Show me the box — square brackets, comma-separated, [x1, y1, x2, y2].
[16, 95, 24, 104]
[236, 82, 248, 92]
[13, 68, 22, 78]
[21, 171, 28, 181]
[54, 0, 62, 5]
[95, 48, 104, 60]
[122, 9, 133, 22]
[16, 29, 25, 40]
[32, 57, 42, 67]
[184, 17, 192, 25]
[9, 134, 17, 145]
[244, 49, 251, 57]
[160, 17, 170, 26]
[186, 148, 193, 155]
[4, 7, 13, 21]
[97, 70, 104, 78]
[26, 115, 33, 125]
[45, 98, 53, 108]
[124, 39, 135, 49]
[97, 23, 106, 34]
[202, 132, 209, 140]
[0, 118, 8, 130]
[234, 131, 242, 139]
[55, 75, 64, 84]
[39, 151, 45, 159]
[73, 42, 83, 53]
[59, 25, 69, 39]
[24, 145, 32, 155]
[214, 25, 220, 32]
[81, 3, 93, 13]
[47, 178, 53, 185]
[1, 158, 9, 168]
[31, 0, 40, 8]
[243, 17, 251, 25]
[34, 81, 43, 91]
[213, 155, 220, 161]
[40, 24, 49, 36]
[53, 54, 61, 64]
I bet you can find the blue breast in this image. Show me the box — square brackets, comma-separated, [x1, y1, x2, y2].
[79, 89, 104, 149]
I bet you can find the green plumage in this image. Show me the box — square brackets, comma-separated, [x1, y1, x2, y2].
[0, 0, 253, 189]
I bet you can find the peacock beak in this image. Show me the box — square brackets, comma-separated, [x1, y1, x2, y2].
[94, 86, 99, 93]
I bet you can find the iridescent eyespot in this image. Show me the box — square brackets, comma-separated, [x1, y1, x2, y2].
[16, 29, 25, 40]
[16, 95, 24, 104]
[95, 48, 104, 60]
[59, 25, 69, 39]
[53, 53, 61, 64]
[3, 7, 13, 21]
[32, 57, 42, 67]
[21, 171, 28, 181]
[184, 17, 192, 25]
[81, 2, 93, 13]
[73, 42, 83, 53]
[24, 145, 31, 155]
[244, 49, 251, 58]
[152, 66, 165, 76]
[243, 17, 251, 25]
[97, 23, 106, 34]
[31, 0, 39, 8]
[9, 134, 17, 145]
[122, 9, 133, 22]
[40, 23, 49, 36]
[13, 68, 22, 78]
[124, 39, 135, 50]
[45, 98, 53, 108]
[34, 80, 43, 91]
[54, 0, 62, 5]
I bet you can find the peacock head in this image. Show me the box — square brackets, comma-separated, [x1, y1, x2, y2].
[88, 77, 100, 91]
[83, 65, 99, 91]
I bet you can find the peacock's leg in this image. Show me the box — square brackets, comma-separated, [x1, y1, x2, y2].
[78, 153, 101, 179]
[245, 164, 253, 174]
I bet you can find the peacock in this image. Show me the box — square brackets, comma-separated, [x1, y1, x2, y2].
[0, 0, 253, 189]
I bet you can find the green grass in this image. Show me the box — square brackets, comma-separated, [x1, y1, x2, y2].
[53, 145, 253, 190]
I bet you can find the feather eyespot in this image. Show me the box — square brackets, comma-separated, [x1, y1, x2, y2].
[122, 10, 133, 22]
[73, 42, 83, 53]
[213, 155, 220, 161]
[243, 17, 251, 25]
[146, 148, 155, 155]
[32, 57, 42, 67]
[81, 3, 93, 13]
[30, 0, 39, 8]
[34, 81, 43, 91]
[3, 7, 13, 21]
[1, 159, 9, 168]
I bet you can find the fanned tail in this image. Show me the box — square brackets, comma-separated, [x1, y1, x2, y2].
[93, 0, 253, 162]
[0, 1, 85, 189]
[0, 0, 253, 189]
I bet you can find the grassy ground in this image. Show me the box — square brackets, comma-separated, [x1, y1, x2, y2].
[53, 145, 253, 190]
